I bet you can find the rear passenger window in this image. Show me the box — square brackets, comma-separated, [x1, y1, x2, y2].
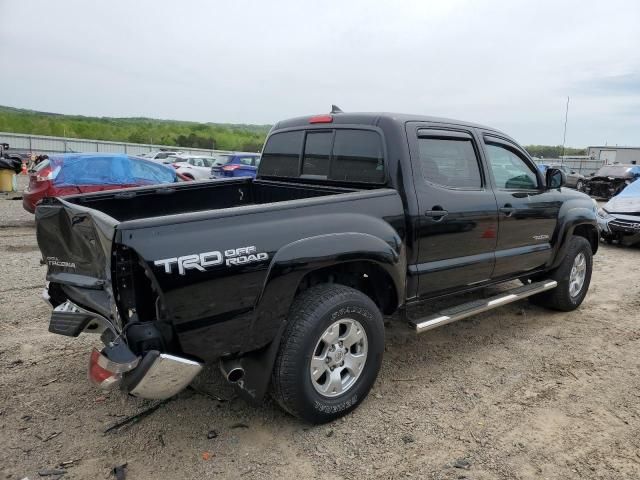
[302, 131, 332, 177]
[330, 130, 384, 183]
[417, 137, 482, 188]
[260, 131, 303, 177]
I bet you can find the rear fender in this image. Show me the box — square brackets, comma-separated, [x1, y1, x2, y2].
[229, 232, 405, 403]
[254, 232, 405, 337]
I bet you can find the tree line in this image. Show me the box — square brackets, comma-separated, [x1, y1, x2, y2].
[0, 106, 270, 152]
[525, 145, 587, 158]
[0, 106, 588, 156]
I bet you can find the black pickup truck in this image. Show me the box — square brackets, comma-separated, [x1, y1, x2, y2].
[36, 111, 598, 423]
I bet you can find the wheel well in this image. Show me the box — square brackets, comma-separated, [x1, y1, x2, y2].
[296, 262, 398, 315]
[573, 224, 598, 254]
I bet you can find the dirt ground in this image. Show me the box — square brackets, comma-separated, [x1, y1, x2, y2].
[1, 180, 639, 480]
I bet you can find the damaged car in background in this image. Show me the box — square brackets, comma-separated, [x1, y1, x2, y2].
[584, 164, 640, 200]
[597, 178, 640, 246]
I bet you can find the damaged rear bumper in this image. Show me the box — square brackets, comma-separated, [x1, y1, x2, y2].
[44, 294, 202, 400]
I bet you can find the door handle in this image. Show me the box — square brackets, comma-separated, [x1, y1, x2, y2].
[425, 206, 448, 221]
[499, 204, 516, 217]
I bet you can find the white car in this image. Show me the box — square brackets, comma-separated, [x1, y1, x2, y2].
[167, 155, 218, 180]
[140, 150, 182, 162]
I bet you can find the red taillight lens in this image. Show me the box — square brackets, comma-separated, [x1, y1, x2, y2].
[171, 164, 180, 169]
[222, 165, 241, 171]
[309, 115, 333, 124]
[88, 349, 118, 386]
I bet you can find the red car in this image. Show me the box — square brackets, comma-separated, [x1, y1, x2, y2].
[23, 153, 180, 213]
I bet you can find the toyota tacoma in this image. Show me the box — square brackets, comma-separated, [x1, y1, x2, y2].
[36, 110, 598, 423]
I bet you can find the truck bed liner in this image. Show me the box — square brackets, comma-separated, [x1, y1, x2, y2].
[67, 178, 357, 222]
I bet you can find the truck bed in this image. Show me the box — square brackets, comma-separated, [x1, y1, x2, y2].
[63, 177, 358, 222]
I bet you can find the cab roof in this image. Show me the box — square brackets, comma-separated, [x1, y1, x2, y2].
[272, 111, 499, 133]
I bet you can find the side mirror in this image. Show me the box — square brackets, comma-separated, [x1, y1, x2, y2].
[570, 170, 576, 174]
[546, 167, 566, 189]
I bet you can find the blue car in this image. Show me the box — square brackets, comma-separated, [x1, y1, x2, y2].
[210, 153, 261, 178]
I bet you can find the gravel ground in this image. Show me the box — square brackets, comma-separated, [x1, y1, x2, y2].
[1, 182, 639, 479]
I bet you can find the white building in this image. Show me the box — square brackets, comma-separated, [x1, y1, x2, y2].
[587, 146, 640, 165]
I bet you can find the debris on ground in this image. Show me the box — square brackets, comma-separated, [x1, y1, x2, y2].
[37, 469, 66, 476]
[103, 399, 173, 433]
[453, 458, 471, 469]
[111, 463, 127, 480]
[35, 432, 61, 442]
[207, 430, 218, 439]
[229, 422, 249, 429]
[401, 433, 415, 444]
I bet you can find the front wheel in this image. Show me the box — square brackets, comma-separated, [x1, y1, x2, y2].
[271, 284, 384, 424]
[530, 236, 593, 311]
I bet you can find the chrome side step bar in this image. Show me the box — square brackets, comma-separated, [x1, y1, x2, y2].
[410, 280, 558, 334]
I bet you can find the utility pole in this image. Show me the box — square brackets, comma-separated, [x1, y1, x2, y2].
[561, 96, 569, 164]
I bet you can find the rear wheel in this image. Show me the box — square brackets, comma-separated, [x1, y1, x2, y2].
[530, 236, 592, 311]
[271, 284, 384, 424]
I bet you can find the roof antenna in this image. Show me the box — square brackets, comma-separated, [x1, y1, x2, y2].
[331, 104, 343, 114]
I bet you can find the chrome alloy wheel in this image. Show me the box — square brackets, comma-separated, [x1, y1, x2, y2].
[309, 318, 368, 398]
[569, 252, 587, 297]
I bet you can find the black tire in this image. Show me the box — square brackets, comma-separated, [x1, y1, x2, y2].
[271, 284, 384, 424]
[530, 236, 592, 311]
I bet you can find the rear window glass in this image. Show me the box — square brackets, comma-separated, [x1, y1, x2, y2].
[417, 138, 482, 188]
[260, 128, 385, 184]
[302, 131, 332, 177]
[331, 130, 384, 183]
[260, 131, 304, 177]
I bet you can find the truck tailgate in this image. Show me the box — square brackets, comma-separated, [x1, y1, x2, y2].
[36, 198, 119, 316]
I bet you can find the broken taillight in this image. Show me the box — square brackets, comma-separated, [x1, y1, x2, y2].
[88, 348, 139, 389]
[35, 167, 53, 182]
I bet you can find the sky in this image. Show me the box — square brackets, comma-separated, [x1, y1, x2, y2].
[1, 0, 639, 147]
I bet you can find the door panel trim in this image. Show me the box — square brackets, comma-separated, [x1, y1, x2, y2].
[495, 243, 551, 259]
[409, 250, 495, 275]
[493, 243, 552, 276]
